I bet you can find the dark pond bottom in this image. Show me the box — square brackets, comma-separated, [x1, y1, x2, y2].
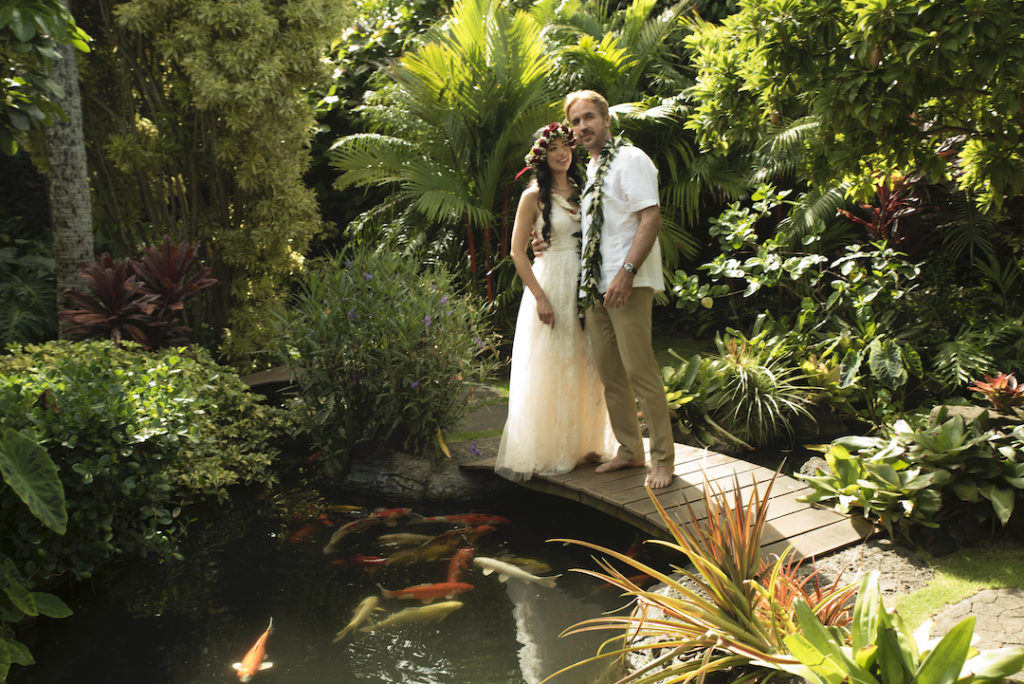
[13, 488, 664, 684]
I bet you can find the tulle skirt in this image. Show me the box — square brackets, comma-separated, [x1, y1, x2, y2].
[495, 248, 616, 481]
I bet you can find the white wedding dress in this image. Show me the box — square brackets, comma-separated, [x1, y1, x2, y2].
[495, 194, 616, 481]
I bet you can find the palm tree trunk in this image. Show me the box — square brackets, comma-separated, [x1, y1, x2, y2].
[45, 0, 94, 334]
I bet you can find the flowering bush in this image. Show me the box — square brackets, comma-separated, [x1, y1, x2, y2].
[272, 246, 497, 475]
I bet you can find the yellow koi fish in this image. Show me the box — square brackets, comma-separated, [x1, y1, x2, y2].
[359, 601, 463, 633]
[333, 596, 380, 643]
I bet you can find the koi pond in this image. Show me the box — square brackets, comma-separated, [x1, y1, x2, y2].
[14, 488, 660, 683]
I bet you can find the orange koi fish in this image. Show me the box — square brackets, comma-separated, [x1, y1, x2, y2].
[323, 507, 413, 554]
[447, 547, 474, 583]
[288, 524, 319, 546]
[378, 581, 474, 603]
[232, 618, 273, 681]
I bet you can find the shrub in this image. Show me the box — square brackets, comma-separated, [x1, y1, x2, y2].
[0, 340, 292, 580]
[662, 330, 816, 451]
[0, 226, 57, 347]
[798, 408, 1024, 535]
[271, 246, 497, 476]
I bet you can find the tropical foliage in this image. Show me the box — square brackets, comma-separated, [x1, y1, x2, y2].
[270, 245, 498, 477]
[549, 474, 856, 683]
[0, 429, 72, 682]
[0, 0, 90, 155]
[799, 408, 1024, 536]
[662, 329, 816, 451]
[59, 237, 217, 350]
[0, 341, 292, 580]
[685, 0, 1024, 211]
[71, 0, 345, 362]
[329, 0, 558, 313]
[784, 570, 1024, 684]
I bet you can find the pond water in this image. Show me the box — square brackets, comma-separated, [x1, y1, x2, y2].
[13, 489, 660, 684]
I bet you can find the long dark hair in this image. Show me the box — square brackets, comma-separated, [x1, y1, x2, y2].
[534, 144, 584, 244]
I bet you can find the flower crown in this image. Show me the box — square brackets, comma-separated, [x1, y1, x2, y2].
[523, 122, 576, 168]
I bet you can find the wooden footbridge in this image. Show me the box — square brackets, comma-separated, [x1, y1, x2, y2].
[462, 441, 873, 560]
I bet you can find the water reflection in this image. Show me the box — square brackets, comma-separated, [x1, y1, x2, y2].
[506, 579, 624, 683]
[13, 491, 642, 684]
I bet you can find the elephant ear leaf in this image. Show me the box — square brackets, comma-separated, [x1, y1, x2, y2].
[0, 429, 67, 534]
[868, 338, 907, 390]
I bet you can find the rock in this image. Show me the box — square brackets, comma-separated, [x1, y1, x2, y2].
[336, 437, 513, 503]
[799, 456, 829, 477]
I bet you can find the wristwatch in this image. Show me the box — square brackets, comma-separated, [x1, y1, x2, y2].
[622, 262, 637, 274]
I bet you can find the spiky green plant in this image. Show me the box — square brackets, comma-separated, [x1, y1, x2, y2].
[705, 334, 816, 448]
[546, 473, 856, 683]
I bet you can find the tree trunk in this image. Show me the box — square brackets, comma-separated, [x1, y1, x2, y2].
[45, 1, 94, 335]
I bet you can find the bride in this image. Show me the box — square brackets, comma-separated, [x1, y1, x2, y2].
[495, 123, 615, 481]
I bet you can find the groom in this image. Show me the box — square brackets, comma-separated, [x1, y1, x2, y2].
[566, 90, 675, 489]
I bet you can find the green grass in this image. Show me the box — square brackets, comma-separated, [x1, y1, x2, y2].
[893, 541, 1024, 629]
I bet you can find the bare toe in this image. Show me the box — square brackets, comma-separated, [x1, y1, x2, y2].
[645, 466, 674, 489]
[594, 457, 645, 474]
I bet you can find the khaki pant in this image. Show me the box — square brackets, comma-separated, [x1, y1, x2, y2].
[584, 287, 674, 467]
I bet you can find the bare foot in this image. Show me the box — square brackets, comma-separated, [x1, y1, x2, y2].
[645, 465, 674, 489]
[594, 456, 645, 474]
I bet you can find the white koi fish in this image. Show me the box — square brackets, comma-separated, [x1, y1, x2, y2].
[473, 556, 561, 588]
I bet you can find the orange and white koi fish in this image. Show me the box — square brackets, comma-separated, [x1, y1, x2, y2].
[377, 581, 474, 603]
[473, 557, 561, 588]
[232, 618, 273, 681]
[323, 507, 413, 554]
[447, 547, 474, 583]
[411, 513, 511, 527]
[333, 596, 380, 643]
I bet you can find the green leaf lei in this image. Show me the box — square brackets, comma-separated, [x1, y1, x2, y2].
[578, 135, 627, 325]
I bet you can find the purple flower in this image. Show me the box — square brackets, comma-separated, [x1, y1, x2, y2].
[345, 259, 353, 268]
[363, 272, 373, 280]
[474, 336, 485, 349]
[411, 380, 420, 388]
[352, 372, 360, 383]
[440, 295, 449, 305]
[348, 309, 356, 320]
[424, 315, 433, 327]
[470, 441, 481, 458]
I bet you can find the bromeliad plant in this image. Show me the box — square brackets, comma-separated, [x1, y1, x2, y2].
[799, 408, 1024, 535]
[59, 237, 216, 350]
[970, 372, 1024, 415]
[546, 473, 857, 683]
[783, 570, 1024, 684]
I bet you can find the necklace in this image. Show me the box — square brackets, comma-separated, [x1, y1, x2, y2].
[578, 135, 626, 325]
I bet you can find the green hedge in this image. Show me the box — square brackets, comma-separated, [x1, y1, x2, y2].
[0, 341, 294, 581]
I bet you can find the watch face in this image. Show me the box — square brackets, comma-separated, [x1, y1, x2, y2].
[623, 262, 636, 274]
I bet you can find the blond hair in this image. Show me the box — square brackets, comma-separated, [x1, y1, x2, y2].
[564, 90, 609, 121]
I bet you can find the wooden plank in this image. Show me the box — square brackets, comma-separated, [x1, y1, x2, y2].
[760, 517, 874, 560]
[456, 435, 871, 558]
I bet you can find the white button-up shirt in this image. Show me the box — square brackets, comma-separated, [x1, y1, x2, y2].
[580, 144, 664, 294]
